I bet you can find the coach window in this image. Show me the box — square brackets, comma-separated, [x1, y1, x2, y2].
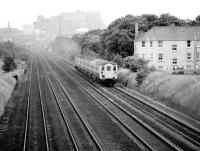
[113, 66, 116, 71]
[107, 66, 111, 71]
[101, 66, 104, 71]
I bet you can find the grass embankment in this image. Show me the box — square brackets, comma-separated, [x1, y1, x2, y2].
[118, 69, 200, 120]
[0, 75, 16, 116]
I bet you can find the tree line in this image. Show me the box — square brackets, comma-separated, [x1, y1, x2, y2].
[0, 41, 30, 72]
[72, 13, 200, 60]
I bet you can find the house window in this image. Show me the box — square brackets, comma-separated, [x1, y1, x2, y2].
[187, 41, 191, 47]
[197, 53, 200, 59]
[150, 53, 153, 59]
[158, 54, 163, 61]
[187, 53, 191, 60]
[150, 41, 153, 47]
[142, 41, 145, 47]
[172, 58, 177, 64]
[172, 45, 177, 51]
[186, 65, 192, 69]
[158, 41, 163, 47]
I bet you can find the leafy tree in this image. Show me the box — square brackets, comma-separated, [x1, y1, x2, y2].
[195, 15, 200, 23]
[122, 56, 149, 72]
[2, 55, 17, 72]
[155, 13, 186, 26]
[72, 29, 103, 55]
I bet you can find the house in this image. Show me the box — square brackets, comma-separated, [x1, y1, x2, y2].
[135, 25, 200, 70]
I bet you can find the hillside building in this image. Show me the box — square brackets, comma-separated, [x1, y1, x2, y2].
[135, 25, 200, 70]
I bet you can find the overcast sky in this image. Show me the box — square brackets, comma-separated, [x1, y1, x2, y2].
[1, 0, 200, 29]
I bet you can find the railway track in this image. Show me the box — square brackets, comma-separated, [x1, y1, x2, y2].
[56, 54, 200, 150]
[23, 58, 49, 151]
[40, 57, 104, 151]
[45, 55, 184, 151]
[107, 86, 200, 146]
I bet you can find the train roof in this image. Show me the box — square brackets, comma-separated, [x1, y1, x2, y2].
[91, 59, 117, 66]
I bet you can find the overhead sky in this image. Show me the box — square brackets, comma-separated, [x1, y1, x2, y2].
[1, 0, 200, 29]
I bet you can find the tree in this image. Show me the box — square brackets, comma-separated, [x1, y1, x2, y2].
[2, 56, 17, 72]
[122, 56, 149, 72]
[155, 13, 186, 26]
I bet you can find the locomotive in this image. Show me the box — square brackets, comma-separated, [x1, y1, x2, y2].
[75, 56, 117, 86]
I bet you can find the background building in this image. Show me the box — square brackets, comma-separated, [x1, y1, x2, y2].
[34, 11, 106, 40]
[135, 25, 200, 70]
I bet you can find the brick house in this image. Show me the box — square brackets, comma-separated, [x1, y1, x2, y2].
[135, 25, 200, 70]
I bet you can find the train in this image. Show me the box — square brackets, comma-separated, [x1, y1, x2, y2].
[74, 56, 118, 86]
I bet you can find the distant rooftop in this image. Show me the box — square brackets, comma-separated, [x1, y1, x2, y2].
[137, 25, 200, 41]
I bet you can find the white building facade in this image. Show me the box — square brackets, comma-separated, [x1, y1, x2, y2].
[135, 26, 200, 70]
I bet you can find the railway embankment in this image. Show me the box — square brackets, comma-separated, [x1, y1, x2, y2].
[118, 69, 200, 121]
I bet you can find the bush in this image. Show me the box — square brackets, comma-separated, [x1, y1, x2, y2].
[113, 54, 123, 66]
[123, 56, 149, 72]
[2, 56, 17, 72]
[136, 66, 156, 85]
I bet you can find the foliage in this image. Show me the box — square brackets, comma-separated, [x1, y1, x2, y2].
[122, 56, 149, 72]
[113, 53, 123, 66]
[155, 13, 187, 26]
[72, 29, 103, 55]
[0, 41, 30, 62]
[2, 56, 17, 72]
[136, 66, 155, 85]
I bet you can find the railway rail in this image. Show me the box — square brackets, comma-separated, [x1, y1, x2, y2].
[45, 55, 184, 151]
[23, 58, 49, 151]
[51, 54, 200, 151]
[40, 57, 104, 151]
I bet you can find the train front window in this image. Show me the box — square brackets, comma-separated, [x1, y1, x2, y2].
[107, 66, 111, 71]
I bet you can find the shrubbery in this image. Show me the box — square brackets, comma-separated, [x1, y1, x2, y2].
[2, 56, 17, 72]
[122, 56, 149, 72]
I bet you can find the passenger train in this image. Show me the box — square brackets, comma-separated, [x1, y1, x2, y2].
[75, 56, 118, 86]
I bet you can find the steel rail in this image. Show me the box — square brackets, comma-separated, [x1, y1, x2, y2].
[36, 59, 50, 151]
[40, 60, 80, 151]
[22, 58, 33, 151]
[41, 58, 103, 151]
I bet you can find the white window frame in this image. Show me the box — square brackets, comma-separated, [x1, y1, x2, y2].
[187, 40, 191, 47]
[142, 41, 145, 47]
[172, 44, 177, 51]
[187, 53, 191, 60]
[172, 58, 177, 64]
[158, 54, 163, 61]
[150, 41, 153, 47]
[197, 52, 200, 59]
[158, 41, 163, 47]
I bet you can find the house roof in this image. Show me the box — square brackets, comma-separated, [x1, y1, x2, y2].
[137, 26, 200, 41]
